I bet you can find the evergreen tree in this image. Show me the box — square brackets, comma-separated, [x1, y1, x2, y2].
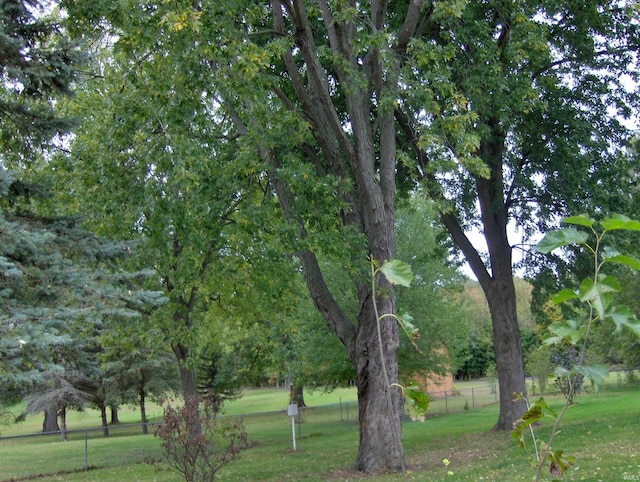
[0, 0, 83, 163]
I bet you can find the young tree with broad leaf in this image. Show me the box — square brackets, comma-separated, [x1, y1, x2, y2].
[515, 214, 640, 480]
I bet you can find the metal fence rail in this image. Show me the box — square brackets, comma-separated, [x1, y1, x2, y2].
[0, 384, 499, 481]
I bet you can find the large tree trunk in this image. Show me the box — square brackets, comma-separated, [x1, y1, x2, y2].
[172, 340, 199, 400]
[441, 210, 528, 430]
[353, 286, 403, 472]
[232, 0, 416, 472]
[484, 273, 527, 430]
[438, 124, 528, 430]
[290, 384, 306, 408]
[475, 133, 527, 430]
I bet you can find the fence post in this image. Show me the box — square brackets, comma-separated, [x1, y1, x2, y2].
[472, 387, 475, 409]
[84, 429, 88, 472]
[444, 391, 448, 414]
[346, 402, 350, 429]
[340, 397, 343, 421]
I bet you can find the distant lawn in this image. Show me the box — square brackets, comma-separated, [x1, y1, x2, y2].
[3, 371, 632, 436]
[1, 384, 639, 481]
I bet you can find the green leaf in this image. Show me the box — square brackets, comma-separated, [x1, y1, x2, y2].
[512, 404, 543, 447]
[604, 253, 640, 272]
[578, 274, 619, 319]
[606, 304, 640, 337]
[545, 319, 585, 346]
[601, 246, 621, 258]
[551, 288, 578, 305]
[378, 259, 413, 287]
[397, 309, 419, 339]
[535, 228, 589, 254]
[574, 364, 608, 391]
[532, 396, 557, 418]
[549, 449, 576, 477]
[405, 383, 429, 422]
[601, 214, 640, 232]
[563, 214, 595, 228]
[512, 397, 557, 448]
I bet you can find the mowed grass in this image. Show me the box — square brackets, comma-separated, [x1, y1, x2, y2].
[1, 383, 639, 481]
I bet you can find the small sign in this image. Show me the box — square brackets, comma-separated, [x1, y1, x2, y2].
[287, 404, 299, 417]
[287, 404, 298, 450]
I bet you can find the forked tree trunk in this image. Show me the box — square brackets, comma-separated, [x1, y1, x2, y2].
[439, 127, 528, 430]
[231, 0, 418, 472]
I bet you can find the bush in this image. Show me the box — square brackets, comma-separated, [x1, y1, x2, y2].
[551, 348, 583, 403]
[526, 345, 554, 395]
[154, 396, 250, 482]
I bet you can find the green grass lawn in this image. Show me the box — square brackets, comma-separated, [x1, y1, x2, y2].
[1, 382, 639, 481]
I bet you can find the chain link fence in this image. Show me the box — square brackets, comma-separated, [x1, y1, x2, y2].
[0, 383, 499, 481]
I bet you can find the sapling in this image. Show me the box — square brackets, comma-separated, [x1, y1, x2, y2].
[370, 257, 430, 479]
[513, 214, 640, 481]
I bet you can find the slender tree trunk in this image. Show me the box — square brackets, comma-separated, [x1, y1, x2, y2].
[100, 403, 109, 437]
[139, 388, 148, 435]
[60, 406, 67, 442]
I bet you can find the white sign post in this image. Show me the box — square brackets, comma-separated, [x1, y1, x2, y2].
[287, 403, 298, 451]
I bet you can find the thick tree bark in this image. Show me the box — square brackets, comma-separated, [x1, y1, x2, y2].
[290, 385, 306, 408]
[484, 272, 527, 430]
[218, 0, 417, 473]
[353, 284, 403, 472]
[269, 0, 404, 472]
[430, 117, 527, 430]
